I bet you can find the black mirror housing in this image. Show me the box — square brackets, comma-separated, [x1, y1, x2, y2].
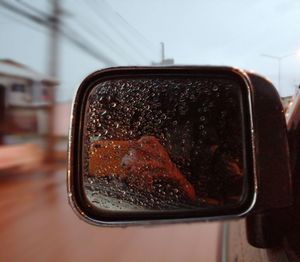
[67, 66, 292, 231]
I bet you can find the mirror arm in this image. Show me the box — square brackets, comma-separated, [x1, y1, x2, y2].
[246, 208, 292, 248]
[245, 73, 293, 248]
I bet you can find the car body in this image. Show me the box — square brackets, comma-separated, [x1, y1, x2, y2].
[221, 88, 300, 262]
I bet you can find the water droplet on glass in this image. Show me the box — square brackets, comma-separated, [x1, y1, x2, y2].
[84, 78, 245, 211]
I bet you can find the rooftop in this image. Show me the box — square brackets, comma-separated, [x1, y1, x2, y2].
[0, 59, 58, 85]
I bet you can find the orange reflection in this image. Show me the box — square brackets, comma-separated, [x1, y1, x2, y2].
[89, 136, 196, 201]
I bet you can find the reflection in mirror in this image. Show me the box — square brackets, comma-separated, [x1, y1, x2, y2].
[83, 77, 246, 212]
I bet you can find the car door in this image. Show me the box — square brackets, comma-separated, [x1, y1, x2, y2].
[222, 91, 300, 262]
[223, 220, 290, 262]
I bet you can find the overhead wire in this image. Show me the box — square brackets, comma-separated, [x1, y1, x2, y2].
[0, 7, 46, 35]
[15, 0, 51, 18]
[0, 0, 117, 66]
[15, 0, 142, 65]
[101, 0, 157, 51]
[83, 0, 151, 63]
[15, 0, 157, 64]
[64, 10, 139, 64]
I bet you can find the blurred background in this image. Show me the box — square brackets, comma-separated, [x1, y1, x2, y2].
[0, 0, 299, 261]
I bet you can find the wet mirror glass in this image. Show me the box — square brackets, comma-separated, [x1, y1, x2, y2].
[82, 76, 248, 212]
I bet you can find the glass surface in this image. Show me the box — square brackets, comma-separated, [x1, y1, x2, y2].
[83, 76, 247, 211]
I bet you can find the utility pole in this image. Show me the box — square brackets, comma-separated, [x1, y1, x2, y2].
[160, 42, 165, 62]
[47, 0, 60, 161]
[152, 42, 174, 66]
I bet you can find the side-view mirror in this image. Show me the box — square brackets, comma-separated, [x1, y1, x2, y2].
[68, 66, 292, 248]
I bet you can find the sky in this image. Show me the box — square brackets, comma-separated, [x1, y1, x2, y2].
[0, 0, 300, 100]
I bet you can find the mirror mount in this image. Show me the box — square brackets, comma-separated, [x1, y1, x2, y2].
[245, 73, 293, 248]
[246, 209, 292, 248]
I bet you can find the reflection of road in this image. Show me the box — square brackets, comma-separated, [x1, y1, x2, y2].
[0, 163, 221, 262]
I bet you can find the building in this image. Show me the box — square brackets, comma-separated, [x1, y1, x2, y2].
[0, 59, 58, 144]
[281, 96, 293, 113]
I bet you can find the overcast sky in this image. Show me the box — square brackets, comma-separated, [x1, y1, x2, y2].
[1, 0, 300, 100]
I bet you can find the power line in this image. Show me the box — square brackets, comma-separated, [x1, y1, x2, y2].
[60, 21, 118, 65]
[0, 1, 49, 25]
[15, 0, 52, 18]
[17, 0, 138, 65]
[83, 0, 151, 63]
[14, 0, 156, 64]
[0, 7, 46, 34]
[65, 13, 139, 64]
[102, 0, 156, 51]
[0, 0, 117, 66]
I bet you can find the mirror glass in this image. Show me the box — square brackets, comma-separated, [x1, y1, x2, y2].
[82, 76, 249, 212]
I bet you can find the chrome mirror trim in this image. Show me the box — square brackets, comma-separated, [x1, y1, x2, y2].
[67, 66, 257, 226]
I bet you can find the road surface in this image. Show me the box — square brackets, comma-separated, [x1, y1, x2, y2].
[0, 163, 221, 262]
